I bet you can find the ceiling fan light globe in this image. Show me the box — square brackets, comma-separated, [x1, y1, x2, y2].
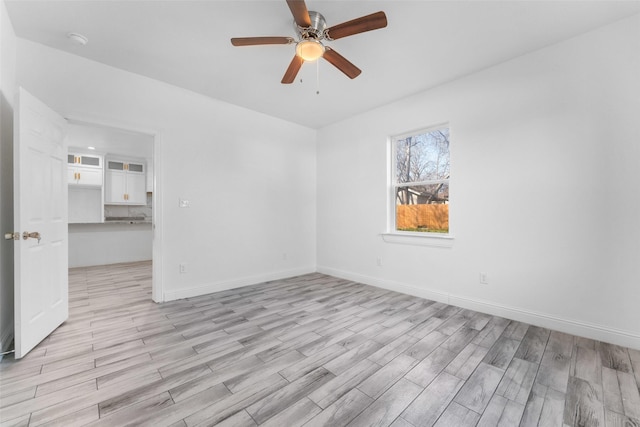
[295, 40, 325, 61]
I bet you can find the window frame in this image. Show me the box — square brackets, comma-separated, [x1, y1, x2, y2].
[385, 123, 453, 245]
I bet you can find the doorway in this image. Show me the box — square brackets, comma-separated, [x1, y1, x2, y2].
[10, 88, 163, 359]
[65, 120, 162, 302]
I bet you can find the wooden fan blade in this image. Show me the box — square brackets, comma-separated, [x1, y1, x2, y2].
[286, 0, 311, 27]
[231, 37, 294, 46]
[282, 55, 304, 84]
[325, 11, 387, 40]
[322, 48, 362, 79]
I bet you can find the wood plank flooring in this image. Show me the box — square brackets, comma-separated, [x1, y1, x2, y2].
[1, 261, 639, 427]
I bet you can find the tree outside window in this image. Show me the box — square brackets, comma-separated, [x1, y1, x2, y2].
[392, 126, 450, 233]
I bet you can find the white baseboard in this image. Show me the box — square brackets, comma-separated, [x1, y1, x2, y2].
[163, 266, 317, 302]
[0, 322, 14, 361]
[317, 266, 640, 351]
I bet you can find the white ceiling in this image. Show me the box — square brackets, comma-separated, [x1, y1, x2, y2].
[66, 122, 154, 159]
[6, 0, 640, 129]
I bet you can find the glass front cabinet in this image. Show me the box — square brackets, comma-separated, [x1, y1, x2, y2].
[68, 152, 103, 187]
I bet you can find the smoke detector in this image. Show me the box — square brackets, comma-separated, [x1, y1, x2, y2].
[66, 32, 88, 46]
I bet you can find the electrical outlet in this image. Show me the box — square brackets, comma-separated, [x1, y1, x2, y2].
[282, 253, 287, 261]
[479, 272, 488, 284]
[179, 198, 190, 208]
[376, 257, 382, 267]
[180, 263, 187, 274]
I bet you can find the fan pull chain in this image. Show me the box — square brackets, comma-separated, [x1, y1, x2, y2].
[297, 61, 321, 95]
[316, 60, 320, 95]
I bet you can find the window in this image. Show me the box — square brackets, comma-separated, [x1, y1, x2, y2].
[390, 125, 450, 235]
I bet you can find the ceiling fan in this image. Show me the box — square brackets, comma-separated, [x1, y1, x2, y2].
[230, 0, 387, 84]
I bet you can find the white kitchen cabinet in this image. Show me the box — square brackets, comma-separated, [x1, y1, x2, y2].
[68, 167, 103, 186]
[127, 173, 147, 204]
[105, 159, 146, 205]
[146, 161, 153, 193]
[105, 169, 126, 203]
[68, 152, 103, 187]
[68, 153, 102, 168]
[68, 150, 104, 223]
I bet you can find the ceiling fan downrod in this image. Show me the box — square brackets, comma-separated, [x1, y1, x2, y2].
[295, 11, 327, 41]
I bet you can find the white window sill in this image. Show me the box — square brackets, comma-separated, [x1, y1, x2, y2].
[380, 232, 455, 248]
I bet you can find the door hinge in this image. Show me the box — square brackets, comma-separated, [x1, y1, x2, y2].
[4, 232, 19, 241]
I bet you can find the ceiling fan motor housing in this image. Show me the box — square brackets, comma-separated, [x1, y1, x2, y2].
[296, 11, 327, 40]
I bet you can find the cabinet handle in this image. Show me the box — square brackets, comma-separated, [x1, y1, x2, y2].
[78, 172, 81, 180]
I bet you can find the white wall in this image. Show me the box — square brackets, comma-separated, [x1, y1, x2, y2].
[68, 223, 152, 268]
[16, 39, 317, 301]
[0, 0, 17, 353]
[7, 6, 638, 351]
[316, 15, 640, 349]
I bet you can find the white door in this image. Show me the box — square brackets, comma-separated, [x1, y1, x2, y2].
[13, 87, 68, 359]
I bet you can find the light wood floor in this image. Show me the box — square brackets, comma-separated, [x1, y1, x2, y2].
[1, 261, 639, 427]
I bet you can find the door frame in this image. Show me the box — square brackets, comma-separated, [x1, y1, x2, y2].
[65, 114, 164, 302]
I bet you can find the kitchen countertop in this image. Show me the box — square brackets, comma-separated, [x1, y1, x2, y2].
[104, 220, 152, 224]
[104, 217, 150, 224]
[69, 220, 151, 225]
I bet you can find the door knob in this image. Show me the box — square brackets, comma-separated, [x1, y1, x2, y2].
[22, 231, 41, 243]
[4, 232, 19, 240]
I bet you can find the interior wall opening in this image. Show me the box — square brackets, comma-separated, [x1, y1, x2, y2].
[66, 120, 156, 299]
